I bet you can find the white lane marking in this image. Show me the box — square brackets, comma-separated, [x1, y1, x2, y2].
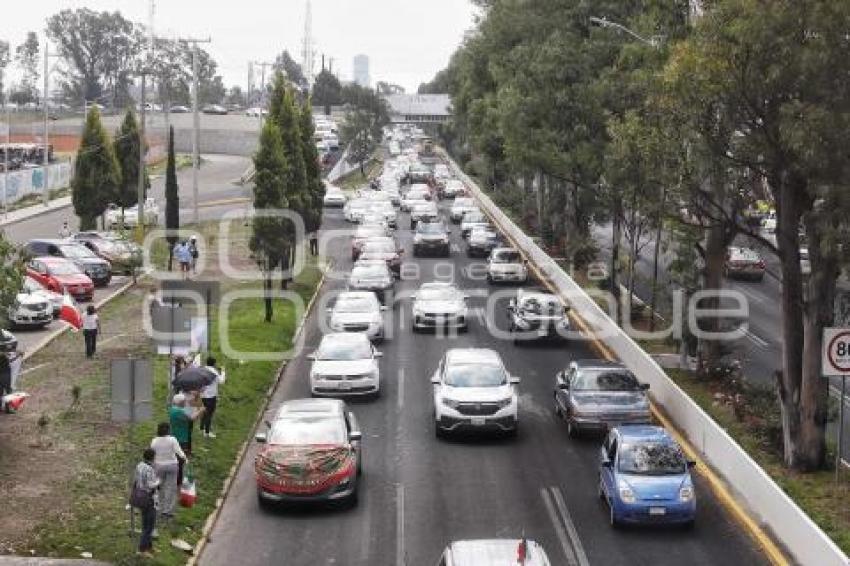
[397, 366, 405, 411]
[469, 307, 486, 326]
[20, 362, 48, 376]
[743, 328, 769, 348]
[551, 487, 590, 566]
[450, 243, 461, 253]
[541, 487, 579, 566]
[396, 483, 406, 566]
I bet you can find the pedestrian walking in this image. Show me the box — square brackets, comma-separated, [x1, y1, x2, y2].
[200, 356, 226, 439]
[82, 305, 100, 358]
[188, 236, 199, 273]
[150, 422, 186, 518]
[308, 231, 319, 256]
[58, 221, 71, 238]
[173, 241, 192, 279]
[131, 448, 160, 557]
[169, 393, 203, 485]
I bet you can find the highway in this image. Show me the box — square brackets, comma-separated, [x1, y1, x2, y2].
[202, 198, 767, 565]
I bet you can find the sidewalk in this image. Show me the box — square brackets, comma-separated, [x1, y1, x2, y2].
[0, 196, 72, 227]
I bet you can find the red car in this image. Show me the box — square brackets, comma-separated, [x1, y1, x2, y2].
[27, 257, 94, 301]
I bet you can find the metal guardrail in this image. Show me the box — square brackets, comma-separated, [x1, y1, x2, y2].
[440, 149, 849, 566]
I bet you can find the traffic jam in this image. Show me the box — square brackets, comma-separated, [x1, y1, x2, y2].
[247, 126, 719, 566]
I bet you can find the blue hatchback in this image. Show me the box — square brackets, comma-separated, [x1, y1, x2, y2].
[598, 425, 696, 527]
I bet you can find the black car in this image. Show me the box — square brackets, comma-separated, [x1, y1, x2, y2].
[0, 328, 18, 353]
[24, 239, 112, 287]
[413, 221, 451, 257]
[202, 104, 228, 115]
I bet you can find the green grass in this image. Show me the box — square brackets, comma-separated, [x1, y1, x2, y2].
[29, 255, 323, 564]
[335, 158, 382, 191]
[666, 368, 850, 554]
[147, 154, 195, 177]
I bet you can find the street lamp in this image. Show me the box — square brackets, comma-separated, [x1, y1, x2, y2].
[589, 16, 664, 49]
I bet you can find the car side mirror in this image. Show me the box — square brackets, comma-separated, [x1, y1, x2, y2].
[326, 308, 333, 313]
[374, 351, 384, 358]
[307, 353, 316, 361]
[264, 420, 272, 428]
[601, 459, 613, 468]
[255, 433, 267, 443]
[558, 381, 569, 390]
[430, 375, 440, 385]
[687, 460, 697, 469]
[349, 431, 362, 442]
[380, 305, 388, 311]
[640, 383, 650, 391]
[509, 375, 521, 385]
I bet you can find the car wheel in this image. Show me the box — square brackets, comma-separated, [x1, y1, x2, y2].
[567, 418, 579, 438]
[486, 274, 493, 284]
[681, 519, 695, 530]
[434, 421, 446, 439]
[609, 502, 621, 529]
[505, 422, 518, 438]
[597, 476, 605, 501]
[257, 491, 273, 511]
[554, 397, 563, 419]
[346, 488, 359, 509]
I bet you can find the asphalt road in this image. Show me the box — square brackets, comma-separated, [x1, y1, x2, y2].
[202, 200, 767, 566]
[2, 154, 251, 354]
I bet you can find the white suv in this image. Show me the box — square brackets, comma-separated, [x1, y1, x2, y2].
[431, 348, 519, 437]
[309, 333, 382, 397]
[486, 247, 528, 284]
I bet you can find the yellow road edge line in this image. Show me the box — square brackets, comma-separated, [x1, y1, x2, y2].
[465, 169, 790, 566]
[197, 196, 251, 208]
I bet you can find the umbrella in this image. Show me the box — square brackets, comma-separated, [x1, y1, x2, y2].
[172, 366, 216, 392]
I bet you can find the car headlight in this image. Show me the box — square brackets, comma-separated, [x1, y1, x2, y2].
[413, 308, 424, 318]
[619, 483, 636, 504]
[442, 397, 460, 409]
[496, 397, 513, 409]
[679, 486, 694, 502]
[414, 235, 423, 243]
[330, 319, 344, 331]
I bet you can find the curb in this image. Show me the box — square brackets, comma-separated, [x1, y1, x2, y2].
[1, 198, 73, 228]
[447, 151, 790, 566]
[186, 260, 331, 565]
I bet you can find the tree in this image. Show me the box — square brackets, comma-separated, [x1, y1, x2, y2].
[377, 81, 405, 95]
[165, 126, 179, 271]
[113, 109, 149, 211]
[15, 32, 40, 104]
[299, 97, 324, 235]
[225, 85, 246, 107]
[199, 75, 226, 105]
[664, 0, 850, 471]
[340, 83, 389, 175]
[250, 120, 289, 322]
[311, 69, 342, 112]
[0, 41, 10, 105]
[72, 107, 121, 230]
[274, 50, 306, 89]
[0, 234, 27, 327]
[46, 8, 141, 106]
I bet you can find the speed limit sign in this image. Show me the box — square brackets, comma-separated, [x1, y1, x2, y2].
[823, 328, 850, 376]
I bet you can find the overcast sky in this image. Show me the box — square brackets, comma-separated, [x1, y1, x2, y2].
[0, 0, 477, 92]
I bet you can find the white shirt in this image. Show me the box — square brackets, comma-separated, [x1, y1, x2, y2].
[82, 313, 99, 331]
[150, 435, 186, 466]
[201, 366, 226, 399]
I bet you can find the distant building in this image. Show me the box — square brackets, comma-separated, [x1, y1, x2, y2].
[383, 94, 451, 124]
[353, 55, 370, 88]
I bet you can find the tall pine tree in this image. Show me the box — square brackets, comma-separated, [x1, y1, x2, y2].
[113, 109, 149, 211]
[299, 97, 324, 236]
[72, 106, 120, 230]
[250, 120, 289, 321]
[165, 126, 180, 271]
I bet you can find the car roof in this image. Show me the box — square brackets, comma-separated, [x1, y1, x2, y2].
[275, 398, 345, 419]
[447, 539, 549, 565]
[518, 289, 559, 303]
[336, 291, 378, 301]
[445, 348, 502, 366]
[572, 359, 628, 371]
[728, 247, 760, 259]
[32, 256, 75, 265]
[492, 247, 519, 254]
[614, 425, 675, 443]
[419, 282, 458, 293]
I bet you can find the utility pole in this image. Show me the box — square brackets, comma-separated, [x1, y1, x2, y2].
[250, 61, 273, 134]
[180, 37, 211, 225]
[138, 72, 147, 230]
[42, 41, 49, 206]
[4, 102, 9, 217]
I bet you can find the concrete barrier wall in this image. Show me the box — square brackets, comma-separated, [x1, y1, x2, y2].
[0, 161, 72, 205]
[440, 149, 849, 566]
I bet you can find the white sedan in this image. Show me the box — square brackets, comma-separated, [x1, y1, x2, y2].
[328, 291, 387, 341]
[309, 333, 382, 397]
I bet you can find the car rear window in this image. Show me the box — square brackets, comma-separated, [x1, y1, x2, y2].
[573, 369, 639, 391]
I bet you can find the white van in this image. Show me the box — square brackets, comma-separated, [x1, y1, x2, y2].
[436, 539, 551, 566]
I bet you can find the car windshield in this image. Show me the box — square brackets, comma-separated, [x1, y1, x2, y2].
[59, 245, 95, 259]
[454, 198, 473, 207]
[618, 442, 687, 475]
[418, 288, 458, 302]
[316, 338, 372, 360]
[362, 240, 395, 254]
[268, 416, 346, 445]
[493, 250, 521, 263]
[47, 262, 81, 275]
[335, 296, 376, 313]
[520, 297, 563, 315]
[352, 265, 388, 279]
[357, 226, 385, 237]
[573, 369, 640, 391]
[444, 363, 506, 387]
[407, 190, 429, 199]
[464, 212, 485, 222]
[417, 223, 445, 235]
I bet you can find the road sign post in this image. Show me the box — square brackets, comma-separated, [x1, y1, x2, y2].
[822, 328, 850, 481]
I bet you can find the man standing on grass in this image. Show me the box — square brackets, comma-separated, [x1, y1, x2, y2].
[200, 357, 226, 439]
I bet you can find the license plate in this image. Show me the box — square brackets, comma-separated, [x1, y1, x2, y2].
[471, 416, 486, 426]
[338, 382, 352, 390]
[649, 507, 666, 516]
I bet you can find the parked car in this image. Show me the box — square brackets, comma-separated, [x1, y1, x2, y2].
[0, 329, 18, 353]
[554, 360, 651, 437]
[466, 225, 500, 258]
[432, 348, 520, 437]
[254, 399, 361, 507]
[450, 198, 477, 223]
[486, 247, 528, 284]
[351, 225, 390, 260]
[202, 104, 228, 115]
[507, 289, 570, 343]
[412, 282, 468, 332]
[327, 291, 387, 341]
[323, 187, 347, 208]
[169, 105, 190, 113]
[347, 261, 394, 303]
[23, 276, 62, 317]
[72, 233, 139, 274]
[437, 539, 552, 566]
[245, 107, 268, 117]
[413, 221, 450, 257]
[105, 197, 160, 229]
[599, 425, 696, 527]
[26, 257, 94, 301]
[409, 201, 439, 229]
[800, 247, 811, 276]
[460, 210, 489, 238]
[8, 286, 52, 329]
[357, 237, 404, 277]
[724, 247, 765, 281]
[309, 333, 382, 397]
[24, 239, 111, 287]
